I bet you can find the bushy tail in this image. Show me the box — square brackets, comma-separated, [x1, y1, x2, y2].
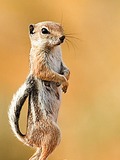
[8, 75, 35, 143]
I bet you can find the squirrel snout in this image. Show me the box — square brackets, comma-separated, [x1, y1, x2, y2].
[59, 36, 65, 43]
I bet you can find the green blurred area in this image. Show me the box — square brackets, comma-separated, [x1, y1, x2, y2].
[1, 0, 120, 159]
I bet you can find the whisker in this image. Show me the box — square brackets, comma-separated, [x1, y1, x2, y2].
[66, 35, 81, 41]
[66, 38, 77, 54]
[65, 33, 78, 36]
[60, 11, 64, 27]
[65, 32, 82, 42]
[65, 39, 70, 51]
[66, 36, 81, 53]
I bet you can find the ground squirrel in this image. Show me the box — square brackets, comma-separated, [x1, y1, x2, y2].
[8, 21, 70, 160]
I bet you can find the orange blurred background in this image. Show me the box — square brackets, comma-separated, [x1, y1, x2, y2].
[1, 0, 120, 159]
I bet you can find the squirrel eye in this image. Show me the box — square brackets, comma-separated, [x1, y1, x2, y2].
[41, 28, 50, 34]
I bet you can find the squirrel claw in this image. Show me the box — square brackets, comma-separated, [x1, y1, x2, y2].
[62, 86, 67, 93]
[62, 81, 69, 93]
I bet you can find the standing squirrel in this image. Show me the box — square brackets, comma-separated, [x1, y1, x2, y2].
[8, 21, 70, 160]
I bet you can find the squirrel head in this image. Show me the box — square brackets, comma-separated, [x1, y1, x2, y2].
[29, 21, 65, 50]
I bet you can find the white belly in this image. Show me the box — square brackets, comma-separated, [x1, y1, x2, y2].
[47, 46, 62, 73]
[37, 79, 62, 122]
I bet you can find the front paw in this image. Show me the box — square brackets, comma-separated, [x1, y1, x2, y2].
[64, 70, 70, 80]
[62, 81, 69, 93]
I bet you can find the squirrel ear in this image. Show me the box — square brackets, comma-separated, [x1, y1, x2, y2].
[29, 24, 35, 34]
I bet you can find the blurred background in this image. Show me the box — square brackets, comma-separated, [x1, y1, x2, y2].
[1, 0, 120, 159]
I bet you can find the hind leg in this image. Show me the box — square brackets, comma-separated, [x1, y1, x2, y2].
[39, 128, 61, 160]
[39, 145, 55, 160]
[29, 148, 41, 160]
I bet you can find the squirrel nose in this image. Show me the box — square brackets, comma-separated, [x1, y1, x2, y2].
[59, 35, 65, 43]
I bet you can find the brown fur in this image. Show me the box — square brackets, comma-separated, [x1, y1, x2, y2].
[9, 21, 70, 160]
[31, 50, 69, 93]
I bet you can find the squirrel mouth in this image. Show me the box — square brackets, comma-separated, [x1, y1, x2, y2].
[56, 42, 62, 46]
